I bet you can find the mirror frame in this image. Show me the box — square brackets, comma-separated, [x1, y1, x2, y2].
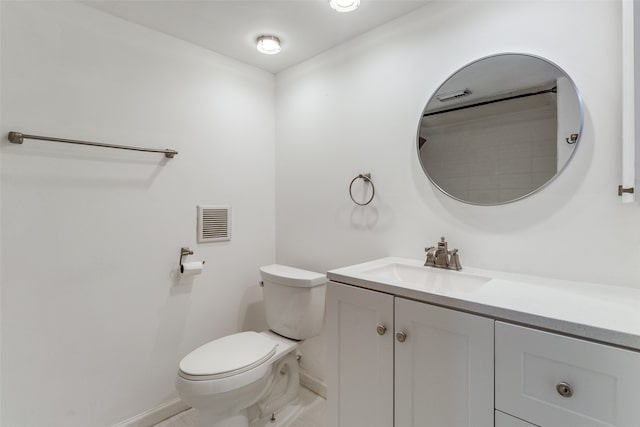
[416, 52, 584, 205]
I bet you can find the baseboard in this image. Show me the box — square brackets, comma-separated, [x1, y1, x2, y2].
[112, 398, 190, 427]
[111, 373, 322, 427]
[299, 370, 326, 399]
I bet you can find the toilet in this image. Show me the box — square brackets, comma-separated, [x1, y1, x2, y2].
[176, 264, 326, 427]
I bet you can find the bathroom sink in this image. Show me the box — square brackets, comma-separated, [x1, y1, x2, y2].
[362, 262, 491, 293]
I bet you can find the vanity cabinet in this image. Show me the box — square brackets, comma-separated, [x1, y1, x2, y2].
[327, 281, 494, 427]
[495, 322, 640, 427]
[327, 257, 640, 427]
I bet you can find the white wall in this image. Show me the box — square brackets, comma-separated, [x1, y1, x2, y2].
[275, 0, 640, 382]
[1, 2, 274, 426]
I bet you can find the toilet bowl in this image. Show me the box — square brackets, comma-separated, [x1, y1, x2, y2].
[176, 265, 326, 427]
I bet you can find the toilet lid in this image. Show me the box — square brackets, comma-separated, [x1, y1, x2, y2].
[179, 331, 277, 378]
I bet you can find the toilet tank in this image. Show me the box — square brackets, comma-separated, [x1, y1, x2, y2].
[259, 264, 327, 340]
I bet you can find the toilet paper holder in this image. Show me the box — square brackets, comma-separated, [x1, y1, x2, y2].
[180, 247, 205, 273]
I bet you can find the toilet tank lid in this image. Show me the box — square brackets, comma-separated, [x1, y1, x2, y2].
[259, 264, 326, 288]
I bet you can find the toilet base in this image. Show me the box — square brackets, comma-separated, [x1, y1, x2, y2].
[198, 410, 249, 427]
[249, 396, 302, 427]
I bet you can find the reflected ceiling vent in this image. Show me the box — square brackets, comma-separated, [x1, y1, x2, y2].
[197, 205, 231, 243]
[437, 88, 471, 102]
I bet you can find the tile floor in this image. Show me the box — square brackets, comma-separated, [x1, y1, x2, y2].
[154, 387, 326, 427]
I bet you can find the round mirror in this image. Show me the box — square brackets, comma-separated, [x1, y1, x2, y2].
[417, 53, 583, 205]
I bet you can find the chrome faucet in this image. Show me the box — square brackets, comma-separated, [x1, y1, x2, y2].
[424, 237, 462, 270]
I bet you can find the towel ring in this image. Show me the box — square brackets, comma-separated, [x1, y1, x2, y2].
[349, 173, 375, 206]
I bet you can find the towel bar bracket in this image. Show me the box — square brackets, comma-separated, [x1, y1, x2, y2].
[618, 185, 635, 196]
[8, 132, 24, 144]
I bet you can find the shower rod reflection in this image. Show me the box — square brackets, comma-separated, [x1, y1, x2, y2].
[8, 131, 178, 158]
[423, 86, 557, 117]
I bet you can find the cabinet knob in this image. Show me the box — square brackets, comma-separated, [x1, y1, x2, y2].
[396, 331, 407, 343]
[376, 325, 387, 336]
[556, 381, 573, 398]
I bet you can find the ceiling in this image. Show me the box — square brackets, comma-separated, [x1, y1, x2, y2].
[82, 0, 432, 74]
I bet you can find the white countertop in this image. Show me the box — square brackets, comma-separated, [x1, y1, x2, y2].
[327, 257, 640, 351]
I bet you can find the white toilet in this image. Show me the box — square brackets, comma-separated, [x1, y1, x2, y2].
[176, 264, 326, 427]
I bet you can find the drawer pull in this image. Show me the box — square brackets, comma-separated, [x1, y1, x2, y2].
[377, 325, 387, 336]
[556, 381, 574, 398]
[396, 331, 407, 343]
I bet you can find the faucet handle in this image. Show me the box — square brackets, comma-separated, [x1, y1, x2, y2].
[424, 246, 436, 266]
[449, 248, 462, 271]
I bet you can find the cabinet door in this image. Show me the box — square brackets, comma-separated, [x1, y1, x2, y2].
[326, 282, 394, 427]
[395, 298, 494, 427]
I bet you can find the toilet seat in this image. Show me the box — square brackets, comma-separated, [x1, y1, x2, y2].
[179, 331, 277, 382]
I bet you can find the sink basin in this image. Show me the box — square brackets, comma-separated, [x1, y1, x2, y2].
[362, 262, 491, 293]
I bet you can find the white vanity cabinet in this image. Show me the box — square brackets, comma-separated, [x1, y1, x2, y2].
[495, 322, 640, 427]
[327, 281, 494, 427]
[327, 257, 640, 427]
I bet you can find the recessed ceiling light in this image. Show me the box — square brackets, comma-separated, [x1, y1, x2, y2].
[330, 0, 360, 13]
[256, 35, 281, 55]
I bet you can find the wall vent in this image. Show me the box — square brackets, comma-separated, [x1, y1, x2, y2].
[197, 205, 231, 243]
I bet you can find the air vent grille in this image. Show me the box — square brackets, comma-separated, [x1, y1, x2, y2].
[197, 205, 231, 243]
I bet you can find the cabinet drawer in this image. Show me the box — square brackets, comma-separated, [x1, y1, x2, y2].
[495, 322, 640, 427]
